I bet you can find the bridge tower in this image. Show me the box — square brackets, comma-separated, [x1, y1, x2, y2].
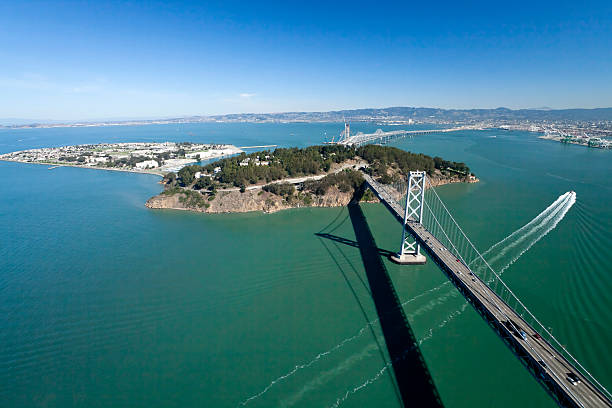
[391, 171, 427, 265]
[342, 120, 350, 142]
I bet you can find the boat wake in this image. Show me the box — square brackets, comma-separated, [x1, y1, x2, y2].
[473, 191, 576, 276]
[237, 192, 576, 407]
[325, 191, 576, 407]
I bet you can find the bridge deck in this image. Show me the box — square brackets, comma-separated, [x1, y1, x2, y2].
[364, 175, 612, 408]
[339, 127, 471, 146]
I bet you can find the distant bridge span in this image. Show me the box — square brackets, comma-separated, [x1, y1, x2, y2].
[334, 126, 474, 147]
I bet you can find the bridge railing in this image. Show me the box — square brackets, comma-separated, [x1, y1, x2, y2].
[381, 176, 612, 401]
[423, 181, 612, 401]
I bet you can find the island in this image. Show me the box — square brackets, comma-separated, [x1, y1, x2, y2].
[146, 145, 478, 214]
[0, 142, 242, 174]
[0, 141, 478, 214]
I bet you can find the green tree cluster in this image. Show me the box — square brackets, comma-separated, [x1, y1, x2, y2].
[303, 170, 364, 196]
[177, 165, 202, 186]
[262, 182, 295, 197]
[163, 172, 177, 185]
[433, 156, 470, 174]
[196, 145, 357, 188]
[170, 144, 471, 196]
[356, 145, 436, 174]
[193, 177, 216, 191]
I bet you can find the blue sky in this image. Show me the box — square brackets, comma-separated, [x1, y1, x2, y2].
[0, 0, 611, 120]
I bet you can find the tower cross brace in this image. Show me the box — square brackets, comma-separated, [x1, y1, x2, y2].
[391, 171, 427, 265]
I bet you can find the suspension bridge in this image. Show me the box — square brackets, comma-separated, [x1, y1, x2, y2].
[362, 171, 612, 408]
[329, 122, 473, 147]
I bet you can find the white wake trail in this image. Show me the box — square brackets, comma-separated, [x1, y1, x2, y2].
[236, 282, 450, 406]
[483, 192, 570, 259]
[238, 192, 576, 407]
[489, 191, 575, 276]
[327, 192, 576, 407]
[474, 191, 575, 276]
[327, 303, 470, 408]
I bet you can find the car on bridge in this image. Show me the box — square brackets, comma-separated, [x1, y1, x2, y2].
[503, 320, 521, 338]
[567, 372, 581, 385]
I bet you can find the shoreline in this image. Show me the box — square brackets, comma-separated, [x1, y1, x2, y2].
[0, 158, 164, 177]
[146, 173, 478, 215]
[0, 142, 244, 175]
[537, 134, 611, 149]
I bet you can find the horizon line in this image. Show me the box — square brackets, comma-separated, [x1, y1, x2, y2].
[2, 105, 612, 127]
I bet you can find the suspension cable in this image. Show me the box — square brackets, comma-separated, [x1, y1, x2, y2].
[424, 179, 611, 400]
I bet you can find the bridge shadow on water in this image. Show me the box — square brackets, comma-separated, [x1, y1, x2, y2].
[315, 232, 395, 259]
[322, 199, 444, 407]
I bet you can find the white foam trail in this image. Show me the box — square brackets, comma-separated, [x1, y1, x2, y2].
[325, 192, 576, 407]
[328, 303, 470, 408]
[280, 297, 469, 407]
[237, 327, 370, 406]
[473, 191, 575, 276]
[281, 343, 380, 407]
[238, 192, 576, 407]
[479, 192, 573, 266]
[237, 283, 448, 406]
[328, 363, 390, 408]
[484, 192, 570, 256]
[492, 191, 575, 275]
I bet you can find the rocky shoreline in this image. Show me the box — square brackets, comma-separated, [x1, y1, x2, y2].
[145, 172, 478, 214]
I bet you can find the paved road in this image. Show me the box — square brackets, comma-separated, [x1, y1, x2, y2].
[364, 174, 612, 408]
[216, 162, 366, 192]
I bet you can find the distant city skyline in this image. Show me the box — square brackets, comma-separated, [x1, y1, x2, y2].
[1, 0, 611, 120]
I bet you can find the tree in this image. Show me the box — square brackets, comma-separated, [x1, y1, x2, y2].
[194, 177, 212, 190]
[163, 172, 177, 185]
[178, 166, 195, 186]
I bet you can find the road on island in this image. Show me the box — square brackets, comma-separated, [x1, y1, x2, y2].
[214, 161, 367, 192]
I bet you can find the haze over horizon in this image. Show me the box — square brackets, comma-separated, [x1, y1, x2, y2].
[3, 105, 612, 127]
[1, 0, 611, 121]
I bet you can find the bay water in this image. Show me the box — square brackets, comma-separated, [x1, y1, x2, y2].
[1, 123, 610, 407]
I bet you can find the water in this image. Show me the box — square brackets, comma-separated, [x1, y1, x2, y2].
[0, 124, 610, 407]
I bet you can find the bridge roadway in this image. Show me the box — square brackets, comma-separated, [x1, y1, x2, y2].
[339, 127, 472, 146]
[363, 174, 612, 408]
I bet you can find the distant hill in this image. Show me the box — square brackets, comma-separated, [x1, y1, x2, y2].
[2, 107, 612, 128]
[0, 118, 61, 126]
[203, 107, 612, 123]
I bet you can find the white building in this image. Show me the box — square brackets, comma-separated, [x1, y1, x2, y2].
[186, 151, 207, 159]
[88, 157, 108, 165]
[135, 160, 159, 169]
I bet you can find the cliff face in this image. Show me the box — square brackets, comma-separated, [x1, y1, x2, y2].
[428, 172, 478, 187]
[145, 171, 478, 215]
[145, 186, 355, 214]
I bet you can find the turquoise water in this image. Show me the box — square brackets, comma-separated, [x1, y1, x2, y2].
[0, 124, 610, 407]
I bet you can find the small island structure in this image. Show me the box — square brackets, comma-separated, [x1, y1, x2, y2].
[0, 142, 242, 174]
[146, 145, 479, 214]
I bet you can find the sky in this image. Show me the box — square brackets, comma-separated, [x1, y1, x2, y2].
[0, 0, 611, 121]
